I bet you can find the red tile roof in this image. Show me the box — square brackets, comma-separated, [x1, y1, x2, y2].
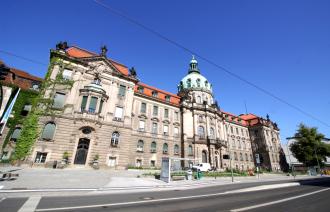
[65, 46, 129, 76]
[135, 82, 180, 106]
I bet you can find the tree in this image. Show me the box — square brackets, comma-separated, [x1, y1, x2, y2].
[290, 123, 330, 167]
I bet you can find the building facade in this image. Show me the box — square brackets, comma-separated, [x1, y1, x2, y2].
[22, 43, 282, 171]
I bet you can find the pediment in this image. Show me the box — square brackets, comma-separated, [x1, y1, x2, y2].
[151, 117, 160, 122]
[138, 114, 148, 119]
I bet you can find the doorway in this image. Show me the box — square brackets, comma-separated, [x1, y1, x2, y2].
[107, 156, 116, 167]
[74, 138, 90, 165]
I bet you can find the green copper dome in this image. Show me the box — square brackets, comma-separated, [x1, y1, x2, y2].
[178, 56, 213, 93]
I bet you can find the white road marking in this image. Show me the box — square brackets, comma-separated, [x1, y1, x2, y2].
[18, 196, 42, 212]
[0, 197, 6, 202]
[35, 183, 302, 212]
[225, 182, 300, 193]
[0, 185, 4, 189]
[231, 187, 330, 212]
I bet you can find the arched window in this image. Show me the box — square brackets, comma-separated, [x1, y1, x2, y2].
[234, 152, 238, 160]
[163, 143, 168, 154]
[197, 96, 201, 104]
[151, 141, 157, 153]
[187, 78, 191, 88]
[174, 144, 179, 154]
[137, 140, 144, 152]
[240, 153, 243, 161]
[196, 78, 201, 87]
[41, 123, 56, 140]
[188, 145, 193, 155]
[245, 153, 248, 161]
[205, 81, 208, 87]
[82, 127, 92, 134]
[202, 150, 207, 163]
[210, 127, 215, 138]
[10, 127, 22, 142]
[111, 132, 120, 146]
[198, 115, 203, 122]
[198, 126, 205, 139]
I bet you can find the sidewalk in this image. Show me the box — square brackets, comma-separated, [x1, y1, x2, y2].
[0, 166, 320, 192]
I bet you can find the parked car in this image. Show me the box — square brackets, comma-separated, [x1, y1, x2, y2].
[192, 163, 211, 172]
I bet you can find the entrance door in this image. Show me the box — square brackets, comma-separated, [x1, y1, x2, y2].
[74, 138, 90, 165]
[107, 157, 116, 167]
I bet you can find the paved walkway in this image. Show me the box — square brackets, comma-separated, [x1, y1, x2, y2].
[0, 166, 320, 192]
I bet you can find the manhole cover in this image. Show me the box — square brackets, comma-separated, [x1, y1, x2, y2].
[139, 197, 154, 200]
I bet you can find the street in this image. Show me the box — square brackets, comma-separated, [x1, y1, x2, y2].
[1, 177, 329, 212]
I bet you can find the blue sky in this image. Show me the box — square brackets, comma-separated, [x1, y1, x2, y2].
[1, 0, 329, 143]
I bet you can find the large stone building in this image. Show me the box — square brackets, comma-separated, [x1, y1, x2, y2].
[21, 43, 282, 171]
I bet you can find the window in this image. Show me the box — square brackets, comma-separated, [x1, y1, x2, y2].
[202, 151, 207, 163]
[10, 127, 21, 142]
[140, 102, 146, 113]
[1, 151, 9, 160]
[153, 105, 158, 116]
[136, 159, 142, 167]
[82, 127, 92, 134]
[151, 141, 157, 153]
[250, 154, 253, 162]
[21, 104, 32, 116]
[80, 96, 88, 112]
[163, 125, 169, 135]
[138, 120, 145, 131]
[137, 140, 144, 152]
[118, 85, 126, 97]
[205, 81, 208, 87]
[62, 69, 72, 80]
[254, 130, 258, 136]
[150, 160, 156, 167]
[165, 95, 170, 102]
[174, 127, 179, 136]
[174, 144, 179, 155]
[241, 129, 244, 136]
[93, 78, 101, 85]
[164, 109, 169, 118]
[188, 145, 193, 155]
[210, 127, 215, 139]
[152, 123, 158, 134]
[196, 78, 201, 87]
[236, 128, 239, 135]
[232, 139, 236, 148]
[138, 86, 144, 93]
[114, 107, 123, 120]
[53, 92, 65, 108]
[238, 140, 241, 149]
[242, 141, 246, 149]
[111, 132, 120, 146]
[197, 96, 201, 104]
[230, 126, 233, 134]
[163, 143, 168, 154]
[198, 126, 205, 139]
[35, 152, 47, 163]
[187, 78, 191, 88]
[234, 152, 238, 160]
[152, 91, 158, 97]
[174, 112, 179, 121]
[89, 96, 98, 113]
[99, 100, 104, 113]
[245, 153, 248, 161]
[41, 123, 56, 140]
[198, 115, 203, 122]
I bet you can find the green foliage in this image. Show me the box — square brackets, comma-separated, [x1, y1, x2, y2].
[62, 151, 69, 160]
[11, 57, 76, 161]
[290, 123, 330, 167]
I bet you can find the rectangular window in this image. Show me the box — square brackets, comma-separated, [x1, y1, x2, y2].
[138, 86, 144, 93]
[53, 92, 65, 109]
[164, 109, 169, 118]
[230, 126, 233, 134]
[140, 102, 146, 113]
[99, 100, 104, 113]
[62, 69, 72, 80]
[236, 128, 239, 135]
[35, 152, 47, 163]
[118, 85, 126, 97]
[114, 107, 123, 119]
[81, 96, 88, 112]
[89, 96, 98, 113]
[136, 159, 142, 167]
[152, 123, 158, 134]
[174, 127, 179, 136]
[241, 129, 244, 136]
[174, 112, 179, 121]
[150, 160, 156, 167]
[153, 106, 158, 116]
[139, 120, 145, 131]
[165, 95, 170, 102]
[163, 125, 169, 135]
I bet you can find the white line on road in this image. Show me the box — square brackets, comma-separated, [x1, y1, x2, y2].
[35, 183, 302, 211]
[0, 185, 3, 189]
[225, 182, 300, 194]
[0, 197, 6, 202]
[18, 196, 42, 212]
[230, 187, 330, 212]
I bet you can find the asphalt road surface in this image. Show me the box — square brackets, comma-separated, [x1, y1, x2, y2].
[1, 177, 329, 212]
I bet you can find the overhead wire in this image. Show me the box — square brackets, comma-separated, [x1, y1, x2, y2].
[93, 0, 330, 128]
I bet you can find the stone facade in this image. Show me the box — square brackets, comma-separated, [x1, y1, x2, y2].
[25, 44, 282, 171]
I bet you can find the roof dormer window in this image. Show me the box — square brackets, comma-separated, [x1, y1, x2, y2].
[152, 91, 158, 98]
[138, 86, 144, 93]
[196, 78, 201, 87]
